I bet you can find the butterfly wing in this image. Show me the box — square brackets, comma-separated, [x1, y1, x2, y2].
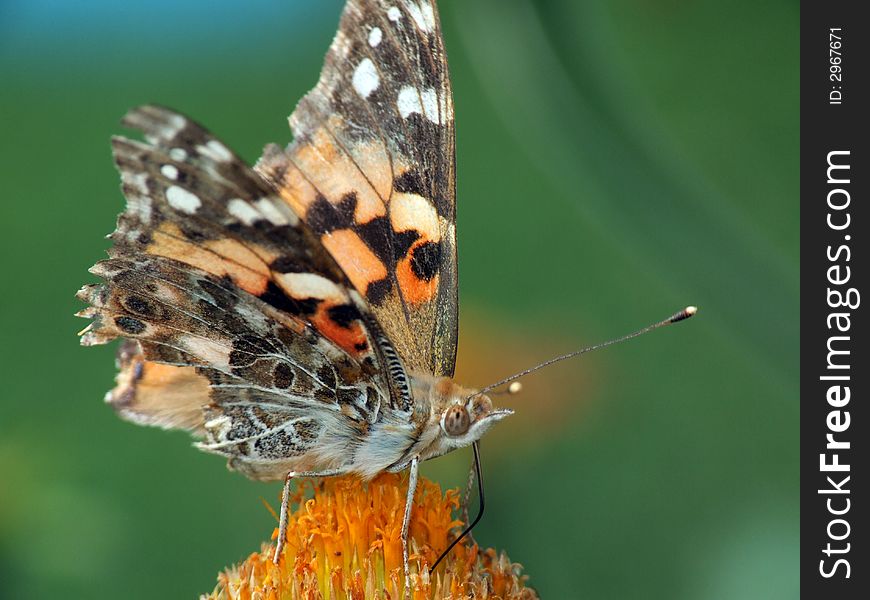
[257, 0, 458, 378]
[78, 106, 415, 479]
[105, 339, 211, 432]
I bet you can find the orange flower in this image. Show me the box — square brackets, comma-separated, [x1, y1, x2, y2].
[204, 473, 537, 599]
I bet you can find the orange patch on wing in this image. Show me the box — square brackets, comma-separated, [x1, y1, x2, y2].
[277, 129, 337, 217]
[203, 238, 274, 277]
[348, 139, 392, 222]
[275, 167, 317, 218]
[396, 242, 439, 305]
[279, 123, 389, 224]
[320, 229, 387, 295]
[146, 222, 273, 296]
[109, 344, 210, 431]
[311, 301, 369, 358]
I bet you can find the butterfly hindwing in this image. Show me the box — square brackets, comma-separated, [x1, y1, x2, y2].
[78, 253, 390, 479]
[106, 339, 211, 433]
[256, 0, 458, 378]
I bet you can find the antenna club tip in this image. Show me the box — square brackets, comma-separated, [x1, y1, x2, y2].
[507, 381, 523, 394]
[671, 305, 698, 323]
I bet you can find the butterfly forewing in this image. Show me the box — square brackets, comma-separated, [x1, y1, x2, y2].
[256, 0, 458, 378]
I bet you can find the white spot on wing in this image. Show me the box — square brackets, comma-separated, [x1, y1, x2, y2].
[169, 147, 188, 161]
[278, 273, 345, 302]
[368, 26, 383, 47]
[166, 186, 201, 214]
[391, 192, 439, 240]
[162, 113, 187, 138]
[387, 6, 401, 21]
[404, 1, 435, 33]
[227, 198, 261, 225]
[197, 139, 233, 163]
[178, 334, 229, 368]
[352, 58, 379, 98]
[397, 86, 442, 124]
[160, 164, 179, 180]
[348, 289, 366, 307]
[255, 198, 299, 226]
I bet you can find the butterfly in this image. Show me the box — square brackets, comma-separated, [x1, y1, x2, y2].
[77, 0, 696, 594]
[77, 0, 507, 593]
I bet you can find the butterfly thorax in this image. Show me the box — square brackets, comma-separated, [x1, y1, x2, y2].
[323, 374, 512, 479]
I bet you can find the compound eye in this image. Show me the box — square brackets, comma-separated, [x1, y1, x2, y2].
[443, 405, 471, 436]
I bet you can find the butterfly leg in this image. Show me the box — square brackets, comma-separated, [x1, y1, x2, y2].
[401, 456, 420, 600]
[273, 468, 346, 564]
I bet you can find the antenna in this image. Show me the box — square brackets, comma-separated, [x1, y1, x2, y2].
[470, 306, 697, 399]
[434, 306, 698, 568]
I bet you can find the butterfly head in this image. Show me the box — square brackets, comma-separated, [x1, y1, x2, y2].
[418, 378, 513, 458]
[440, 392, 511, 438]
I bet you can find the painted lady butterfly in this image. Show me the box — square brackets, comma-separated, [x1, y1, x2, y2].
[77, 0, 695, 593]
[77, 0, 489, 588]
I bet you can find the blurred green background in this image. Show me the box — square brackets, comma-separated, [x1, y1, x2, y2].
[0, 0, 797, 598]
